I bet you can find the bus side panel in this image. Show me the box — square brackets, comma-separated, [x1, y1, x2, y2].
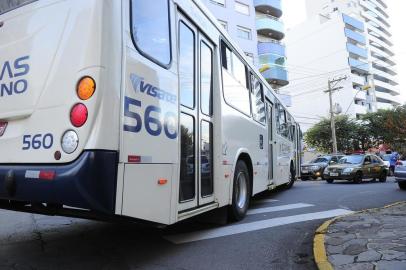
[221, 72, 269, 197]
[119, 1, 179, 223]
[122, 164, 173, 224]
[274, 136, 292, 186]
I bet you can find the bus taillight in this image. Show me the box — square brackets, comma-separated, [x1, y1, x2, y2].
[77, 76, 96, 100]
[70, 103, 88, 127]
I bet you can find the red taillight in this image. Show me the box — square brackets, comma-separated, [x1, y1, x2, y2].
[70, 103, 88, 127]
[39, 171, 56, 180]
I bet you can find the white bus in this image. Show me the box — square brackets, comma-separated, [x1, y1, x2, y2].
[0, 0, 302, 225]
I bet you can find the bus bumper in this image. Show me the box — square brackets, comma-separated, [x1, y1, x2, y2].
[0, 151, 118, 214]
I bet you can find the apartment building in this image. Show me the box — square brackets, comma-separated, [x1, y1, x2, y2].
[202, 0, 290, 93]
[284, 0, 399, 130]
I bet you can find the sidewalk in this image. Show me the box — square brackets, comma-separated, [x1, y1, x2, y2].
[315, 202, 406, 270]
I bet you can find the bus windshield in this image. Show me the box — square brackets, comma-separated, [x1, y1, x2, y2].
[339, 155, 363, 165]
[0, 0, 36, 15]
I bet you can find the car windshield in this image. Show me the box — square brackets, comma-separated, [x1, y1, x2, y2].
[312, 157, 330, 163]
[338, 155, 364, 164]
[382, 154, 391, 161]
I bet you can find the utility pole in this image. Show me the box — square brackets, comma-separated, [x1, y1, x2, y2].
[325, 76, 347, 154]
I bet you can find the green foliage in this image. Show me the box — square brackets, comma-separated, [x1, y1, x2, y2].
[305, 115, 360, 153]
[304, 105, 406, 153]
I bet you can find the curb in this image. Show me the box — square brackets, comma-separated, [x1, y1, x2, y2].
[313, 201, 406, 270]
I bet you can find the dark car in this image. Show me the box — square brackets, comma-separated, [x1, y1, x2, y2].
[323, 154, 388, 184]
[301, 155, 344, 180]
[394, 160, 406, 190]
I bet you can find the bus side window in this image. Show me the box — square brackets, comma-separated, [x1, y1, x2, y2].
[131, 0, 171, 67]
[200, 41, 213, 116]
[250, 74, 266, 124]
[221, 41, 251, 115]
[179, 21, 195, 109]
[276, 103, 288, 138]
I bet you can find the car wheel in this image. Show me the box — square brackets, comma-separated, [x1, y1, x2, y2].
[301, 176, 309, 181]
[399, 182, 406, 190]
[311, 175, 318, 180]
[353, 172, 363, 184]
[379, 171, 387, 183]
[326, 178, 334, 184]
[228, 160, 250, 221]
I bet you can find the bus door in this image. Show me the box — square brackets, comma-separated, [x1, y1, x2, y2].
[177, 13, 215, 212]
[266, 101, 276, 184]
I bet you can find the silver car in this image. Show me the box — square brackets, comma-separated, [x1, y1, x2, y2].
[394, 160, 406, 190]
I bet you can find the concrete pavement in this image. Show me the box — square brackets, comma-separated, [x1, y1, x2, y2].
[317, 202, 406, 270]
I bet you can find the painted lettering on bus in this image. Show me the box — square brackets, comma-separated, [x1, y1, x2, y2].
[123, 96, 177, 139]
[0, 56, 30, 97]
[130, 73, 176, 104]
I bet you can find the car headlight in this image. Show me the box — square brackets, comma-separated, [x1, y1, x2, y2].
[310, 165, 320, 170]
[343, 168, 355, 173]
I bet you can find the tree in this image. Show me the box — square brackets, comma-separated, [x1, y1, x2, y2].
[361, 105, 406, 148]
[304, 115, 362, 153]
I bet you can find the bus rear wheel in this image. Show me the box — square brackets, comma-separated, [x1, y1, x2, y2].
[228, 160, 251, 221]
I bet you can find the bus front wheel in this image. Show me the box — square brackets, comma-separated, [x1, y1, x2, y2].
[229, 160, 251, 221]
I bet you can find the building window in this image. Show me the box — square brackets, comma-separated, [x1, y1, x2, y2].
[210, 0, 225, 7]
[245, 52, 254, 65]
[218, 20, 228, 31]
[235, 1, 250, 15]
[237, 26, 251, 40]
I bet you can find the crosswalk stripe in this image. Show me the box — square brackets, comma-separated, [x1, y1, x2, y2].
[165, 209, 353, 244]
[252, 199, 279, 204]
[247, 203, 314, 215]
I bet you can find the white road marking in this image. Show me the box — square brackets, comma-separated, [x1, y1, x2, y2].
[165, 209, 353, 244]
[247, 203, 314, 215]
[252, 199, 279, 204]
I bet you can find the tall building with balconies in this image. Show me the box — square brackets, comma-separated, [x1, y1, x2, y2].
[202, 0, 290, 93]
[306, 0, 399, 110]
[201, 0, 259, 66]
[283, 0, 399, 131]
[255, 0, 289, 91]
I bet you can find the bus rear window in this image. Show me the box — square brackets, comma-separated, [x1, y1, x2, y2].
[0, 0, 36, 15]
[131, 0, 171, 67]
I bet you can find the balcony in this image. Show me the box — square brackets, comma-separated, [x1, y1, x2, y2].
[375, 91, 401, 106]
[347, 43, 368, 59]
[256, 15, 285, 40]
[345, 28, 366, 45]
[349, 57, 369, 75]
[257, 41, 285, 56]
[374, 79, 399, 95]
[260, 65, 288, 86]
[373, 72, 398, 87]
[351, 74, 367, 87]
[254, 0, 282, 18]
[342, 14, 365, 32]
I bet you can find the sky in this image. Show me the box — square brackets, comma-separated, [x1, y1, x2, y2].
[283, 0, 406, 103]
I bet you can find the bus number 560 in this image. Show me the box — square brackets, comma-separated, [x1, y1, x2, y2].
[123, 96, 177, 139]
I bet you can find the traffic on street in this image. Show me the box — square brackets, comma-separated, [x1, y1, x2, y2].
[1, 1, 406, 270]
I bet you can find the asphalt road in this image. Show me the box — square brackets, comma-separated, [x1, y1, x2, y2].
[1, 177, 405, 270]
